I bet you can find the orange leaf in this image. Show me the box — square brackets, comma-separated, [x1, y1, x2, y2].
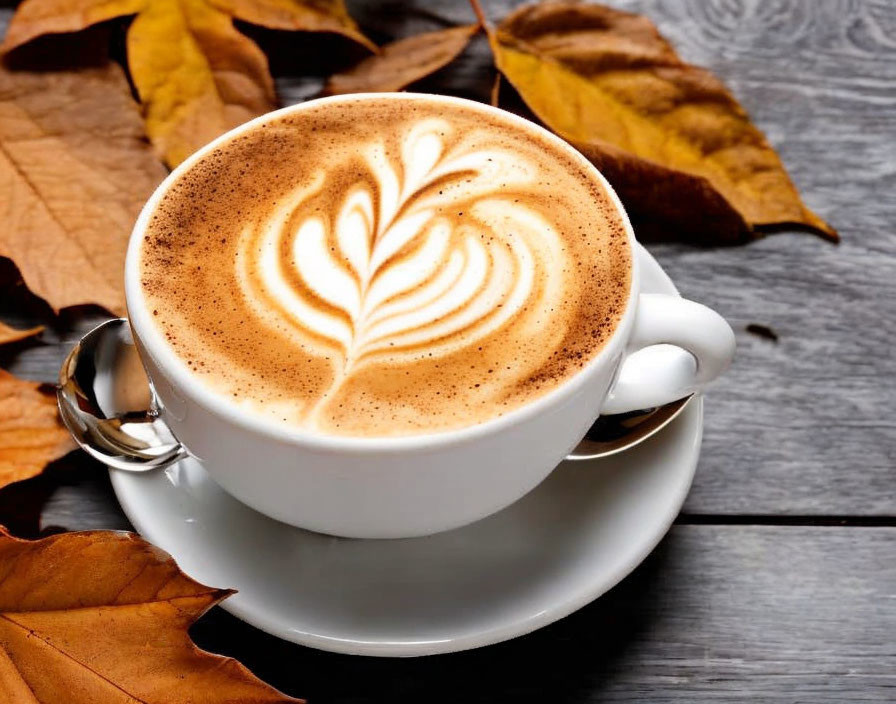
[1, 0, 374, 166]
[217, 0, 375, 50]
[322, 24, 479, 95]
[0, 322, 43, 346]
[0, 62, 166, 314]
[487, 1, 836, 244]
[0, 369, 75, 490]
[0, 527, 302, 703]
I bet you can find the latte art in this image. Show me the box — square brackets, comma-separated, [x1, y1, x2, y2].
[139, 96, 630, 436]
[237, 118, 565, 376]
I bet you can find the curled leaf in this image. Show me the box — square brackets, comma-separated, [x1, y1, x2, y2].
[0, 322, 43, 346]
[0, 369, 75, 490]
[0, 527, 302, 702]
[2, 0, 374, 166]
[487, 1, 836, 244]
[0, 61, 166, 314]
[219, 0, 376, 51]
[323, 24, 479, 95]
[125, 0, 278, 167]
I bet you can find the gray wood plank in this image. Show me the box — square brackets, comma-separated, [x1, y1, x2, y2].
[1, 3, 895, 700]
[1, 0, 894, 521]
[187, 525, 896, 702]
[605, 0, 896, 517]
[9, 462, 895, 700]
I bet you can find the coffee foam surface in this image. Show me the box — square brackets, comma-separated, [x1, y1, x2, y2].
[139, 96, 630, 437]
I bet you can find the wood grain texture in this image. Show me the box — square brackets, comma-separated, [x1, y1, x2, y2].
[20, 468, 896, 699]
[183, 525, 895, 702]
[2, 0, 894, 515]
[0, 2, 895, 699]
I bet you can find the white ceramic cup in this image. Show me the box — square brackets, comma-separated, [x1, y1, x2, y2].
[123, 94, 735, 539]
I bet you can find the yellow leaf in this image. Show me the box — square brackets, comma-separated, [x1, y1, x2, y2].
[1, 0, 373, 166]
[126, 0, 277, 166]
[487, 1, 836, 243]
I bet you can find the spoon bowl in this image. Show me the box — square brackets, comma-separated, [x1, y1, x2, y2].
[567, 396, 691, 460]
[57, 318, 184, 471]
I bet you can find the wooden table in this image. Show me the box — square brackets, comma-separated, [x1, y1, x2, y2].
[2, 0, 894, 700]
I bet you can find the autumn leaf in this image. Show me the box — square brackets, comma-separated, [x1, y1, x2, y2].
[1, 0, 374, 167]
[0, 62, 166, 314]
[0, 527, 301, 703]
[0, 369, 75, 491]
[484, 1, 836, 244]
[0, 322, 43, 346]
[322, 24, 479, 95]
[490, 71, 501, 106]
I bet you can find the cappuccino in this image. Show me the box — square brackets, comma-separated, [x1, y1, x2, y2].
[138, 95, 631, 436]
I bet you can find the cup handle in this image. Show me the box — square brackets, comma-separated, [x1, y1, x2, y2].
[600, 293, 736, 415]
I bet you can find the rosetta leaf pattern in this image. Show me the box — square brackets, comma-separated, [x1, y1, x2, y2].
[238, 118, 564, 371]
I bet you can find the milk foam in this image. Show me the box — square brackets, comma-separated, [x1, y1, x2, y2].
[139, 96, 631, 436]
[236, 119, 564, 378]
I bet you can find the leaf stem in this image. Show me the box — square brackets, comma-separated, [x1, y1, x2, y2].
[467, 0, 491, 33]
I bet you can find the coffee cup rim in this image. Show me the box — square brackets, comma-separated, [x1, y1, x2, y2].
[125, 92, 641, 452]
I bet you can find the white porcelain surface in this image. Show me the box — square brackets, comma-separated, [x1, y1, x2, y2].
[124, 95, 732, 538]
[110, 249, 703, 656]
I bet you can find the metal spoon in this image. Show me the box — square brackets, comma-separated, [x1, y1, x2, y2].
[58, 318, 691, 471]
[565, 395, 690, 460]
[57, 318, 185, 471]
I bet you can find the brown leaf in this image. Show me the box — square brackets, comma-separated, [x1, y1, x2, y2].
[0, 369, 75, 490]
[0, 527, 302, 703]
[0, 322, 43, 345]
[1, 0, 374, 166]
[322, 24, 479, 95]
[486, 1, 837, 244]
[219, 0, 375, 50]
[0, 62, 166, 314]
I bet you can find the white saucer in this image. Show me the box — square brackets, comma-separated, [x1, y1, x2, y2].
[110, 246, 702, 657]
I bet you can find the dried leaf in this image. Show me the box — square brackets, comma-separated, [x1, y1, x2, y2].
[0, 62, 166, 314]
[489, 71, 501, 106]
[2, 0, 374, 166]
[322, 24, 479, 95]
[219, 0, 375, 48]
[0, 527, 302, 703]
[486, 1, 837, 244]
[127, 0, 277, 167]
[0, 322, 43, 345]
[0, 369, 75, 490]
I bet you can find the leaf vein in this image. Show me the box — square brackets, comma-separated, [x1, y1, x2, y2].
[0, 612, 152, 704]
